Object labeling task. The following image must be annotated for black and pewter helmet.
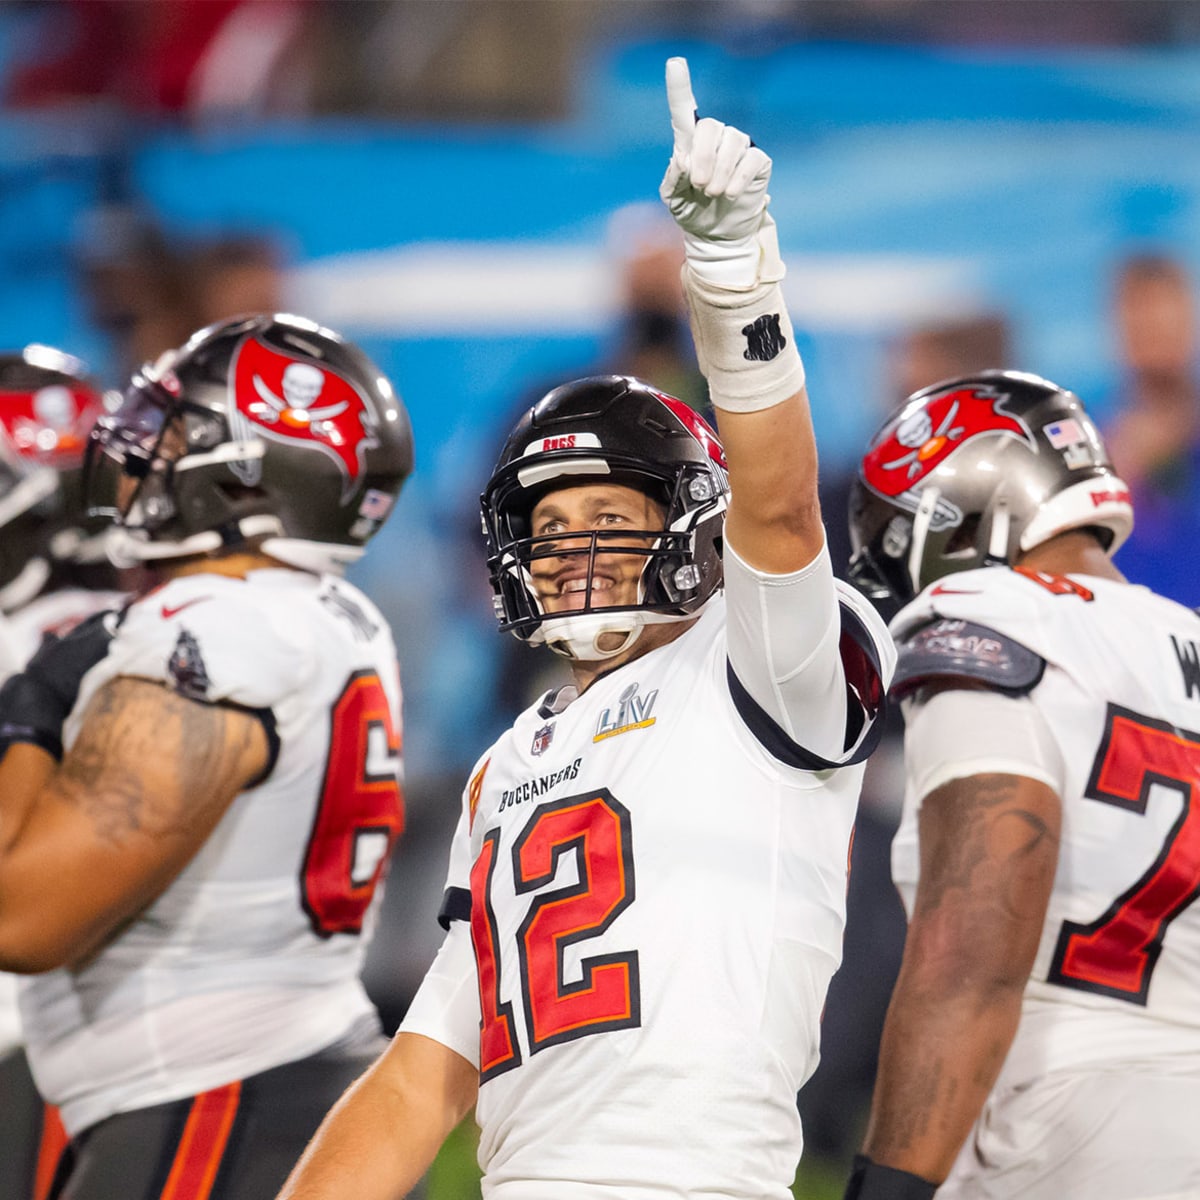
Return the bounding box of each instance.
[86,313,413,573]
[848,370,1133,605]
[481,375,728,661]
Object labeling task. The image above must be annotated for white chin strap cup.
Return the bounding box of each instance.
[534,612,646,661]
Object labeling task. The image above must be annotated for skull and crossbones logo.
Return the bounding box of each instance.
[882,400,965,480]
[249,363,349,433]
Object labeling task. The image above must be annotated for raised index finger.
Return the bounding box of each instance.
[665,56,697,153]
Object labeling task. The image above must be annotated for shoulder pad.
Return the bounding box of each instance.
[891,616,1045,698]
[116,576,311,708]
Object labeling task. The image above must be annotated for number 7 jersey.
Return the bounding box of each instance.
[890,567,1200,1087]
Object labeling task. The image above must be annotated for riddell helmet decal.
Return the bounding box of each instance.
[861,383,1035,527]
[228,338,379,495]
[0,385,102,466]
[654,392,727,469]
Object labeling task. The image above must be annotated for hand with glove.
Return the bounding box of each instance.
[660,56,781,292]
[658,56,805,413]
[0,609,119,760]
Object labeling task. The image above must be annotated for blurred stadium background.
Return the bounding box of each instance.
[5,2,1200,1195]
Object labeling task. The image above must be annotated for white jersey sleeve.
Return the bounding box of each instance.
[723,536,894,765]
[398,919,480,1067]
[902,686,1067,801]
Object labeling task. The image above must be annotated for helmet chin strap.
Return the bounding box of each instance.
[907,485,941,597]
[535,606,701,661]
[983,495,1011,566]
[537,611,646,661]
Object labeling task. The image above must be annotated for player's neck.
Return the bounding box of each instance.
[157,550,292,584]
[1015,530,1126,583]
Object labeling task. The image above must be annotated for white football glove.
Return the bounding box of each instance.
[659,56,783,291]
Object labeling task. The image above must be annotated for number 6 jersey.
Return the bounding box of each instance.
[403,546,894,1200]
[19,567,404,1136]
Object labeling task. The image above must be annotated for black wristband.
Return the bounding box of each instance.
[844,1155,938,1200]
[0,675,67,760]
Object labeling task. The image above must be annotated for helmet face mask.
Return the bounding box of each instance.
[481,375,728,661]
[0,346,115,610]
[86,314,414,572]
[848,370,1134,607]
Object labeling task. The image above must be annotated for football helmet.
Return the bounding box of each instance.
[481,375,728,661]
[0,345,114,612]
[86,313,414,572]
[848,370,1133,605]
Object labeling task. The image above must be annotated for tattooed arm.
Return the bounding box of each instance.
[0,676,268,972]
[859,769,1061,1184]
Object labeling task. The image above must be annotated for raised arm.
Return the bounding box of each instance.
[660,56,818,574]
[660,58,892,762]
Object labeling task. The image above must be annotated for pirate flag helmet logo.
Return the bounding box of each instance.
[228,336,380,498]
[86,314,413,573]
[861,381,1035,526]
[848,370,1133,605]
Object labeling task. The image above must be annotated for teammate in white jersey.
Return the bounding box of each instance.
[843,370,1200,1200]
[0,313,413,1200]
[277,57,894,1200]
[0,345,132,1200]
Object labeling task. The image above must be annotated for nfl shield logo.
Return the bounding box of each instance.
[531,723,555,756]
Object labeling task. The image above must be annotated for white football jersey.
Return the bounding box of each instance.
[892,566,1200,1089]
[0,973,17,1055]
[20,568,404,1135]
[405,587,890,1200]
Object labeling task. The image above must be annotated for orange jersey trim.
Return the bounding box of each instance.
[159,1082,242,1200]
[31,1104,68,1200]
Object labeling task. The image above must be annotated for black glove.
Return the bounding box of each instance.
[844,1155,938,1200]
[0,609,120,760]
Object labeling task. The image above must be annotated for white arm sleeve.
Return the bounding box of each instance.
[398,919,481,1068]
[903,687,1067,805]
[723,535,849,761]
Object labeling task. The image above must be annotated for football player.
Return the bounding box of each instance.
[275,57,894,1200]
[0,313,413,1199]
[0,345,131,1200]
[0,346,130,655]
[844,371,1200,1199]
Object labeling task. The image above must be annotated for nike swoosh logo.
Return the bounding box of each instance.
[929,583,980,596]
[161,598,210,619]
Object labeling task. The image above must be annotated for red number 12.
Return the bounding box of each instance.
[471,790,640,1081]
